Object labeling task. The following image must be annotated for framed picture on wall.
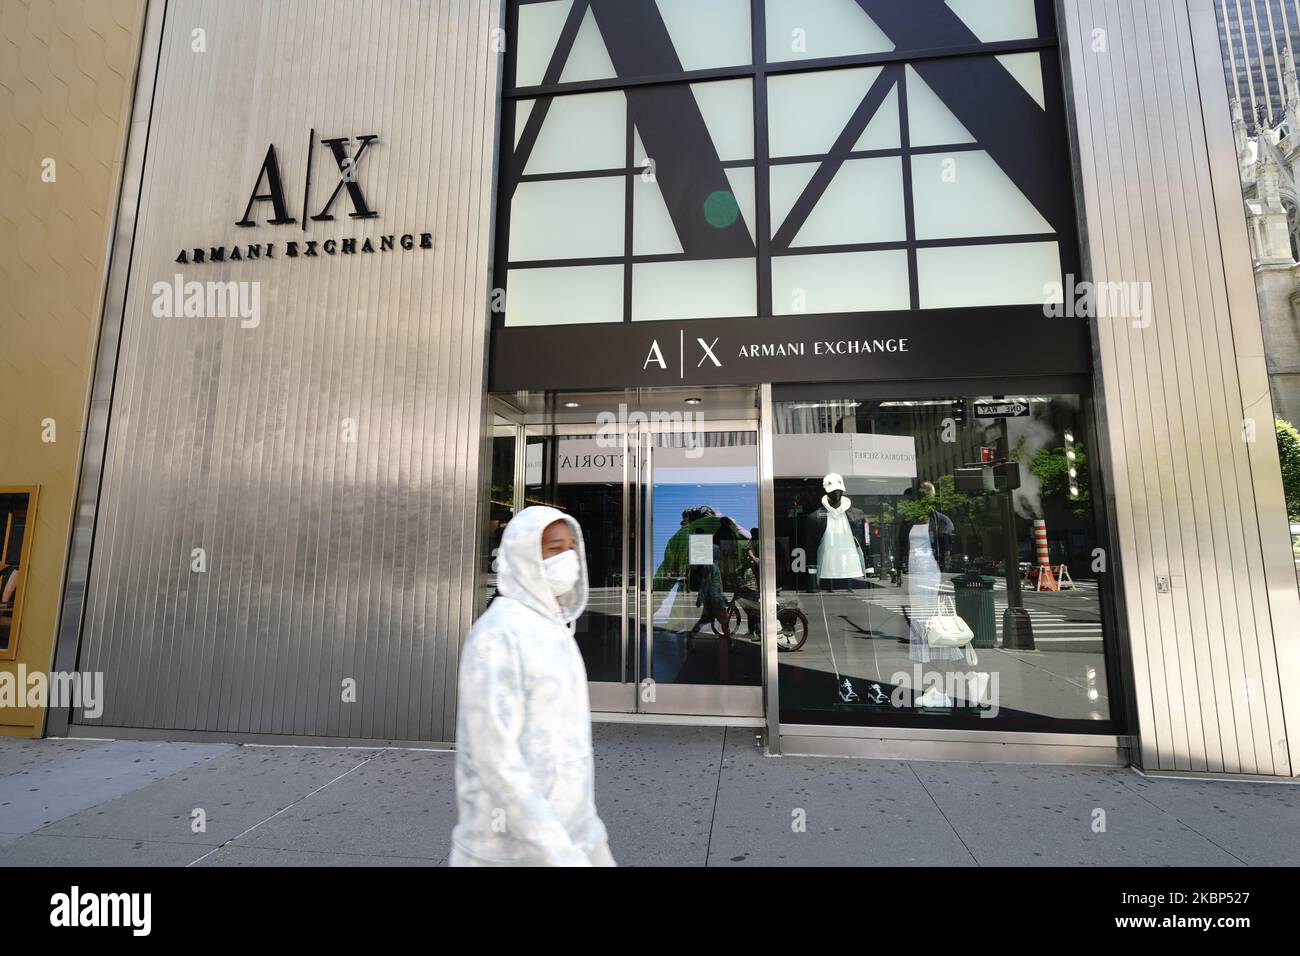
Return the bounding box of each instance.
[0,487,39,659]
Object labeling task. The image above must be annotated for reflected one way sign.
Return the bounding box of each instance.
[973,399,1029,418]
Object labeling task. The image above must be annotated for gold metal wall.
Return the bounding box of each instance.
[0,0,144,736]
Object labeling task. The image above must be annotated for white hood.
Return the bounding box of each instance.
[493,505,589,625]
[450,506,609,866]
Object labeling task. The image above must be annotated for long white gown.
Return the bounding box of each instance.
[907,522,960,663]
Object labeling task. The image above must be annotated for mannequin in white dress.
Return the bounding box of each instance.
[904,484,961,665]
[806,473,869,591]
[818,496,865,580]
[807,474,871,704]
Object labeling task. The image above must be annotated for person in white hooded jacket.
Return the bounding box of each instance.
[449,505,616,867]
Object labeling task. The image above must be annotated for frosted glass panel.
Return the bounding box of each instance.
[791,157,906,246]
[510,177,625,260]
[906,66,976,147]
[772,250,910,314]
[765,0,895,63]
[559,7,617,83]
[523,91,625,174]
[917,242,1061,309]
[854,86,900,151]
[632,259,757,320]
[769,67,885,157]
[911,151,1052,240]
[945,0,1039,43]
[634,177,684,255]
[516,0,573,87]
[691,80,754,161]
[997,52,1045,108]
[505,265,623,326]
[657,0,752,70]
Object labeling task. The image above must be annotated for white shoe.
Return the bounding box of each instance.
[916,686,953,708]
[838,678,859,703]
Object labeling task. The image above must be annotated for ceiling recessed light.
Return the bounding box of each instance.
[563,401,581,408]
[684,397,703,405]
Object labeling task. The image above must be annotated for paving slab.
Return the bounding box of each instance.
[0,738,112,776]
[0,833,206,867]
[227,747,456,861]
[38,745,383,846]
[194,845,440,867]
[0,740,234,836]
[1114,771,1300,866]
[0,730,1294,867]
[710,737,977,866]
[909,762,1243,866]
[591,723,724,867]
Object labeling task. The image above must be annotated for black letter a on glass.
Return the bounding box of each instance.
[236,144,296,227]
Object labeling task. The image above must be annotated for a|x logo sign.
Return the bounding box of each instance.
[311,134,379,222]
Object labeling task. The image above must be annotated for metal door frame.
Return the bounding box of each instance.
[637,419,764,718]
[522,417,764,718]
[522,421,636,713]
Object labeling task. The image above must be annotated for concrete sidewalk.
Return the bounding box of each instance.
[1,726,1297,866]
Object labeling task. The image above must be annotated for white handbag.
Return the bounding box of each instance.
[925,595,978,666]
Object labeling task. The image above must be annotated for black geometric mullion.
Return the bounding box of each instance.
[770,64,902,253]
[853,0,975,47]
[587,0,696,78]
[624,88,755,259]
[853,0,1072,234]
[898,70,920,311]
[1032,0,1057,37]
[752,0,772,318]
[623,103,634,323]
[496,0,1073,327]
[908,56,1069,234]
[770,143,982,166]
[509,0,590,198]
[592,0,754,259]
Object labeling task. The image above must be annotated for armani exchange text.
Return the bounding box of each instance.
[175,232,434,264]
[736,338,909,358]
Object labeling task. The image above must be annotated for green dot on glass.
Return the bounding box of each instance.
[703,189,740,229]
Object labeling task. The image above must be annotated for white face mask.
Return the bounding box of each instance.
[541,549,581,596]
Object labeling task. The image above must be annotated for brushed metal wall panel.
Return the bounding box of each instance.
[72,0,500,740]
[1063,0,1300,775]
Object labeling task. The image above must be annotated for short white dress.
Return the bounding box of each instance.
[817,501,865,580]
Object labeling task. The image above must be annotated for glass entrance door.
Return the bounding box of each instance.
[521,421,763,718]
[639,426,763,716]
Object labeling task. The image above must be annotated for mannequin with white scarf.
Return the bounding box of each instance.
[804,473,870,591]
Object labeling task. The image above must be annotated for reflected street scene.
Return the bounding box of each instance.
[773,395,1113,729]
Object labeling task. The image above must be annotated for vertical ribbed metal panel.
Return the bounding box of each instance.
[74,0,500,741]
[1063,0,1300,775]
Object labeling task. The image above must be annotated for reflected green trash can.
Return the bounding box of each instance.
[953,573,996,648]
